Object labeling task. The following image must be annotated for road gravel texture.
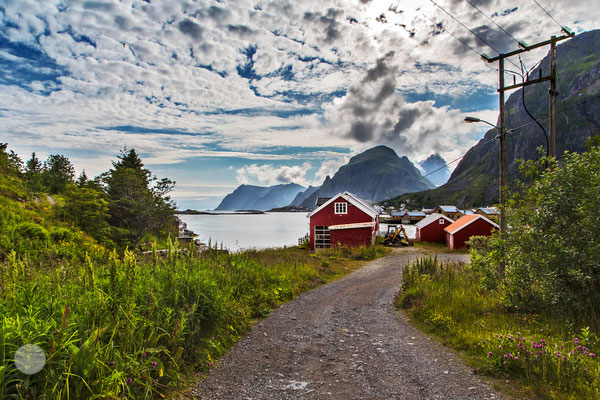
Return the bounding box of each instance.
[183,248,503,399]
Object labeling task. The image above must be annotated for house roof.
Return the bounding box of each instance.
[407,211,426,217]
[328,221,376,230]
[438,205,459,213]
[308,192,379,219]
[415,213,454,229]
[315,197,331,207]
[444,214,499,235]
[478,207,499,215]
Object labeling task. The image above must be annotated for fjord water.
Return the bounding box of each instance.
[178,212,417,251]
[177,212,310,251]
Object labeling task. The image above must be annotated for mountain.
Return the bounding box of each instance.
[387,29,600,208]
[290,185,320,206]
[418,154,451,187]
[299,145,434,209]
[214,183,306,211]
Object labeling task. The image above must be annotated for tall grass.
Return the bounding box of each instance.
[0,240,384,399]
[397,256,600,399]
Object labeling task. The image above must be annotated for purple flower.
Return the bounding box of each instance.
[563,355,567,360]
[503,361,506,365]
[152,361,157,366]
[504,354,507,359]
[143,352,147,358]
[127,378,133,384]
[499,345,502,349]
[590,353,595,357]
[514,356,519,361]
[109,361,115,366]
[210,337,215,340]
[488,351,493,357]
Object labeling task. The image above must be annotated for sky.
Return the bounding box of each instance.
[1,0,598,210]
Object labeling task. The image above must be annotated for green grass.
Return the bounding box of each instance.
[397,256,600,399]
[0,239,387,399]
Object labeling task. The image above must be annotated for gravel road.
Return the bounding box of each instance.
[182,247,503,399]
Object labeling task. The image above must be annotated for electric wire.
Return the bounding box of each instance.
[410,92,600,187]
[532,0,566,31]
[420,12,487,60]
[428,0,522,70]
[464,0,523,46]
[519,56,549,156]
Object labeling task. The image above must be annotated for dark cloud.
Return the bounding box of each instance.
[363,52,395,82]
[374,78,396,103]
[227,24,256,37]
[349,121,373,142]
[83,1,114,11]
[114,15,131,30]
[303,9,344,44]
[178,18,203,40]
[207,6,229,19]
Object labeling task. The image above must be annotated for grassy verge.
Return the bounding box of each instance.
[396,256,600,399]
[1,241,388,399]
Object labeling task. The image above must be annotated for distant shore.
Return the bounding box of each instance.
[176,205,312,215]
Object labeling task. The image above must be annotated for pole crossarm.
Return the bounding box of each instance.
[500,76,552,92]
[483,32,574,63]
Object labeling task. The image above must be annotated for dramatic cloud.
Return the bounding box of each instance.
[1,0,597,208]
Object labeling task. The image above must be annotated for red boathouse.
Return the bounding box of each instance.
[308,192,380,250]
[415,213,454,243]
[444,214,499,250]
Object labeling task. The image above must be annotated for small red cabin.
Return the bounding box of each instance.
[308,192,379,250]
[415,213,454,243]
[444,214,499,249]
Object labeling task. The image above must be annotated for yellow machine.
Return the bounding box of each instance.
[383,225,410,247]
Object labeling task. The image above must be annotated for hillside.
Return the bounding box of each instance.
[387,29,600,208]
[298,145,434,209]
[215,183,306,211]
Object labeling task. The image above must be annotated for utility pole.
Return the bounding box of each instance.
[549,36,558,157]
[483,30,573,274]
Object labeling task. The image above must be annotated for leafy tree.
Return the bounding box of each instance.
[43,154,75,194]
[0,143,23,176]
[474,141,600,320]
[103,149,176,246]
[24,152,45,193]
[63,184,111,243]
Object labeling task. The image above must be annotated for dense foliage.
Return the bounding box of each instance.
[472,141,600,321]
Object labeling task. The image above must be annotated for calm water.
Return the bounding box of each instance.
[177,212,310,251]
[178,212,417,251]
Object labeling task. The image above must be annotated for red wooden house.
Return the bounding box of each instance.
[308,192,380,250]
[443,214,499,250]
[415,213,454,243]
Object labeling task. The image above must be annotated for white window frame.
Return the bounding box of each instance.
[334,202,347,214]
[439,219,445,224]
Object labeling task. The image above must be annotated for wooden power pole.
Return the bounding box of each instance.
[483,30,574,274]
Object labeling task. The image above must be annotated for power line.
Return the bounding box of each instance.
[464,0,523,46]
[428,0,522,70]
[412,92,600,186]
[420,13,487,60]
[532,0,565,31]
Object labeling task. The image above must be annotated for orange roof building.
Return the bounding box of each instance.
[443,214,499,249]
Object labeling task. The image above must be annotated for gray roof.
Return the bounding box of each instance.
[415,213,454,229]
[438,205,459,213]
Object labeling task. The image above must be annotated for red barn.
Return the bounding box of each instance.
[444,214,499,250]
[415,213,454,243]
[308,192,379,250]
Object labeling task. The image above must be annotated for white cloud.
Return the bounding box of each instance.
[235,163,312,186]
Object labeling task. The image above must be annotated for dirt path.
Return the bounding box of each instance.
[182,248,502,399]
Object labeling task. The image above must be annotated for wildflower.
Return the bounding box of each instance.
[503,361,506,365]
[504,354,507,359]
[196,373,199,378]
[499,345,502,349]
[514,356,519,361]
[488,351,493,357]
[584,350,589,356]
[574,337,579,344]
[207,361,212,366]
[127,378,133,384]
[211,337,215,340]
[152,361,157,366]
[109,361,115,366]
[590,353,595,358]
[143,352,147,358]
[563,355,567,360]
[539,351,544,354]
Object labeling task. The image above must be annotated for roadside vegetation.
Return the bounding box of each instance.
[397,139,600,399]
[0,142,388,399]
